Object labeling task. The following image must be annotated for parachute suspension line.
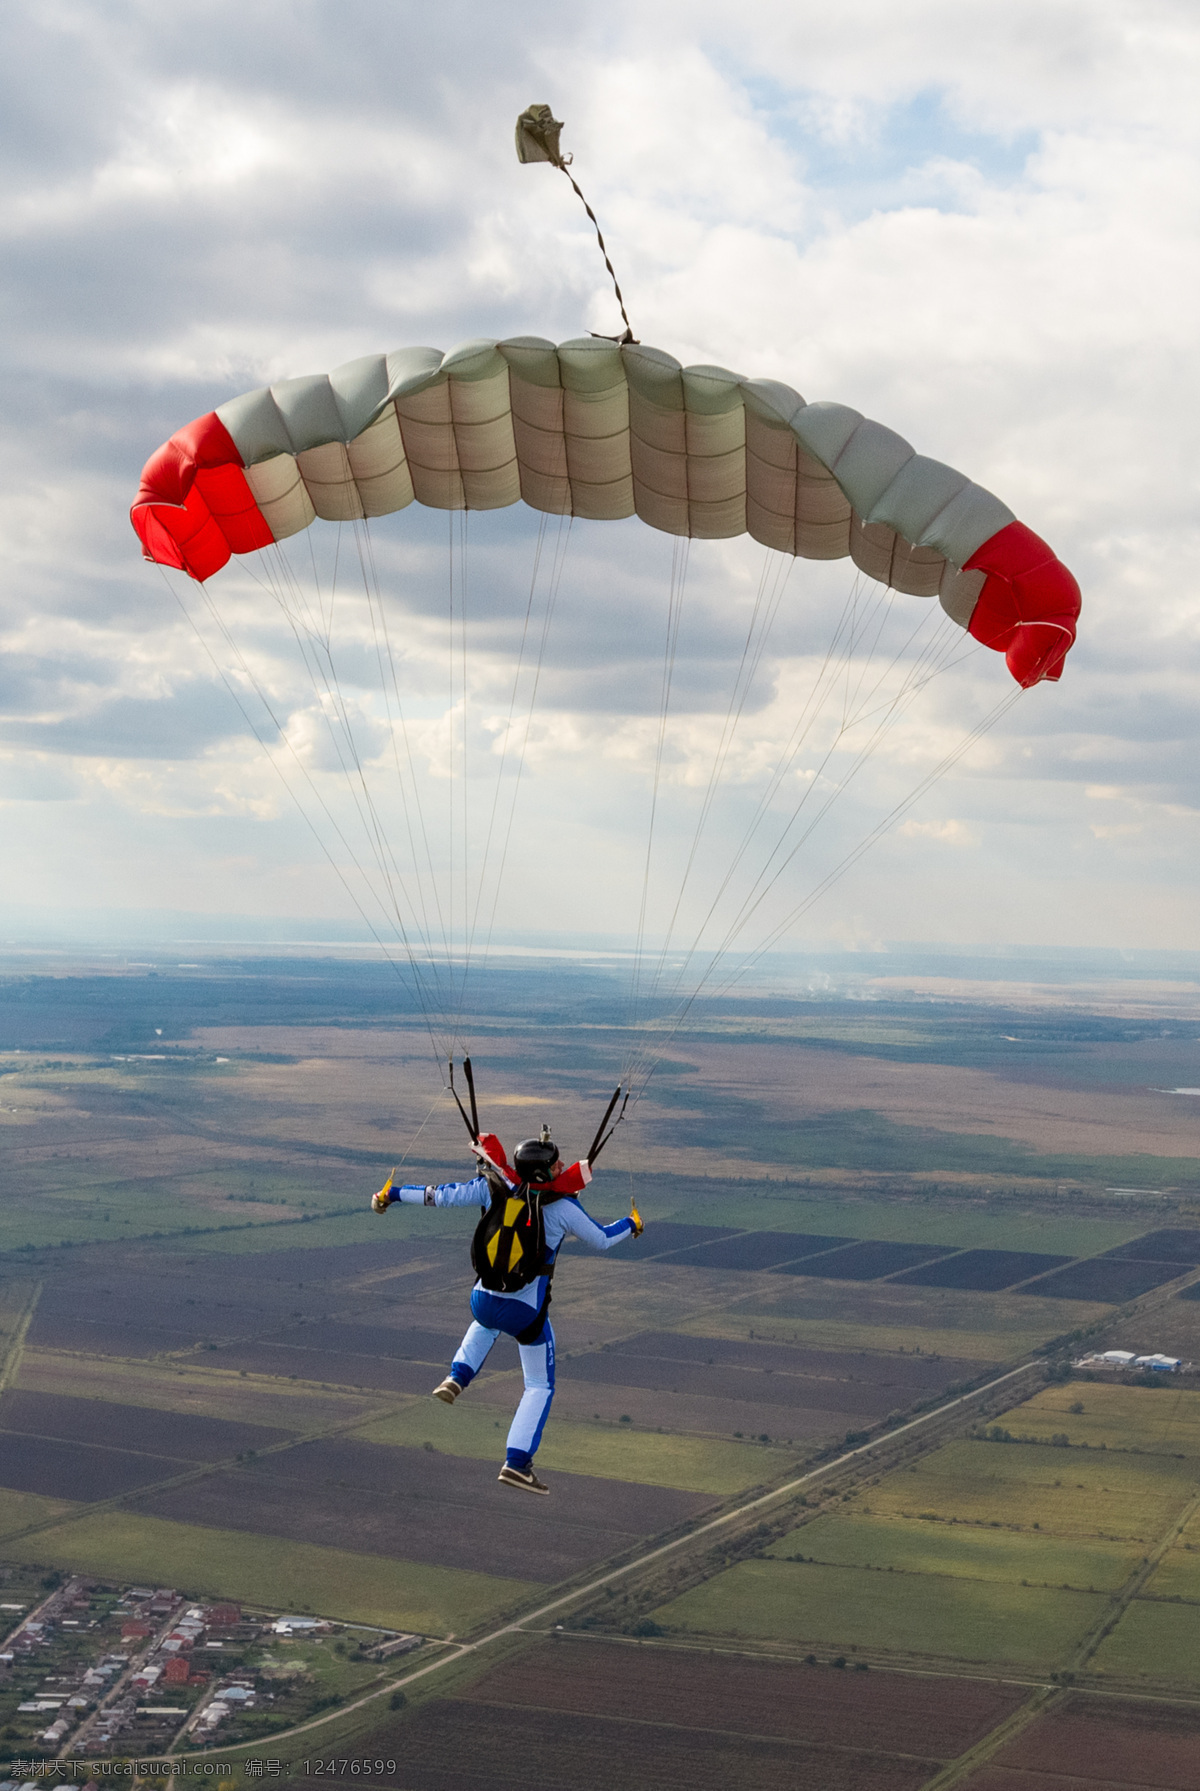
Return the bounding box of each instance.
[209,535,465,1060]
[626,651,1018,1104]
[188,558,445,1045]
[472,510,573,986]
[667,605,969,1002]
[627,677,1022,1106]
[638,546,796,1038]
[446,512,458,1045]
[446,507,475,1055]
[156,566,448,1066]
[353,518,453,979]
[620,578,997,1095]
[465,507,551,959]
[466,505,573,984]
[389,1091,449,1179]
[712,682,1024,995]
[252,538,452,1038]
[626,535,689,1062]
[250,543,406,931]
[459,509,472,1042]
[620,566,904,1087]
[258,528,462,1041]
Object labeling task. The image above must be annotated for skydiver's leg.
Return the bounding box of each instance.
[448,1320,499,1390]
[504,1320,555,1472]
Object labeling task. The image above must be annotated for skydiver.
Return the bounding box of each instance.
[372,1127,642,1495]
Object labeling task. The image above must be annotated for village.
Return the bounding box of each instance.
[0,1574,421,1770]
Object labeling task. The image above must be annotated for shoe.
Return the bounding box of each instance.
[498,1463,549,1495]
[372,1172,398,1214]
[432,1377,462,1404]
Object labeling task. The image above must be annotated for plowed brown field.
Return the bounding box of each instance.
[990,1693,1200,1790]
[465,1637,1026,1756]
[358,1698,937,1791]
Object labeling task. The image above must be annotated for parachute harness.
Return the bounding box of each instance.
[516,104,637,345]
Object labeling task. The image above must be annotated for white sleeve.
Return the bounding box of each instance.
[551,1198,635,1252]
[396,1177,488,1208]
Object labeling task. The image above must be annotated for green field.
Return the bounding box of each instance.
[865,1438,1196,1541]
[652,1187,1146,1255]
[17,1348,383,1430]
[353,1403,788,1495]
[1003,1382,1200,1457]
[0,1178,301,1254]
[1091,1596,1200,1683]
[688,1280,1112,1362]
[4,1511,530,1633]
[766,1512,1141,1590]
[1141,1543,1200,1600]
[653,1556,1105,1666]
[176,1208,406,1254]
[0,1485,79,1537]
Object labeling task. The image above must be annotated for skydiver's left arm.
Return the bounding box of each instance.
[553,1196,637,1250]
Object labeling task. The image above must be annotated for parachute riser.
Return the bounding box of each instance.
[447,1056,480,1144]
[586,1084,629,1166]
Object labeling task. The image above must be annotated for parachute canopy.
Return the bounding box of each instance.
[131,335,1080,687]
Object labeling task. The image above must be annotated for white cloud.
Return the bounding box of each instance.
[1,0,1198,953]
[897,818,975,844]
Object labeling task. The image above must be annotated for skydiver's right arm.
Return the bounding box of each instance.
[394,1177,489,1208]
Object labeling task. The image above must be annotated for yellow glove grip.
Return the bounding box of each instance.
[373,1171,397,1215]
[629,1200,644,1238]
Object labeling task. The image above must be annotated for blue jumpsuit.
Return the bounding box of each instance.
[393,1176,635,1470]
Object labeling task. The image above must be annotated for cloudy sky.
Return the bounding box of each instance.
[2,0,1198,971]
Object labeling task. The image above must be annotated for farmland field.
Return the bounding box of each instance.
[623,1219,743,1257]
[662,1229,851,1269]
[0,1430,183,1500]
[766,1511,1142,1590]
[1091,1594,1200,1685]
[4,1509,528,1631]
[999,1380,1200,1456]
[648,1188,1144,1255]
[891,1248,1071,1291]
[129,1434,716,1580]
[352,1634,1029,1791]
[0,1387,290,1459]
[16,1346,381,1429]
[1030,1257,1190,1302]
[865,1437,1196,1539]
[689,1276,1115,1361]
[1103,1228,1200,1265]
[558,1336,981,1416]
[355,1698,937,1791]
[653,1556,1105,1664]
[7,954,1200,1771]
[459,1637,1027,1757]
[776,1238,958,1279]
[602,1328,983,1398]
[352,1401,786,1493]
[975,1691,1200,1788]
[0,1483,77,1534]
[1137,1542,1200,1599]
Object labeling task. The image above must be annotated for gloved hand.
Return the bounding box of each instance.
[372,1172,398,1215]
[629,1200,644,1238]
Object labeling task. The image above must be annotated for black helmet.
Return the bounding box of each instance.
[514,1136,559,1183]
